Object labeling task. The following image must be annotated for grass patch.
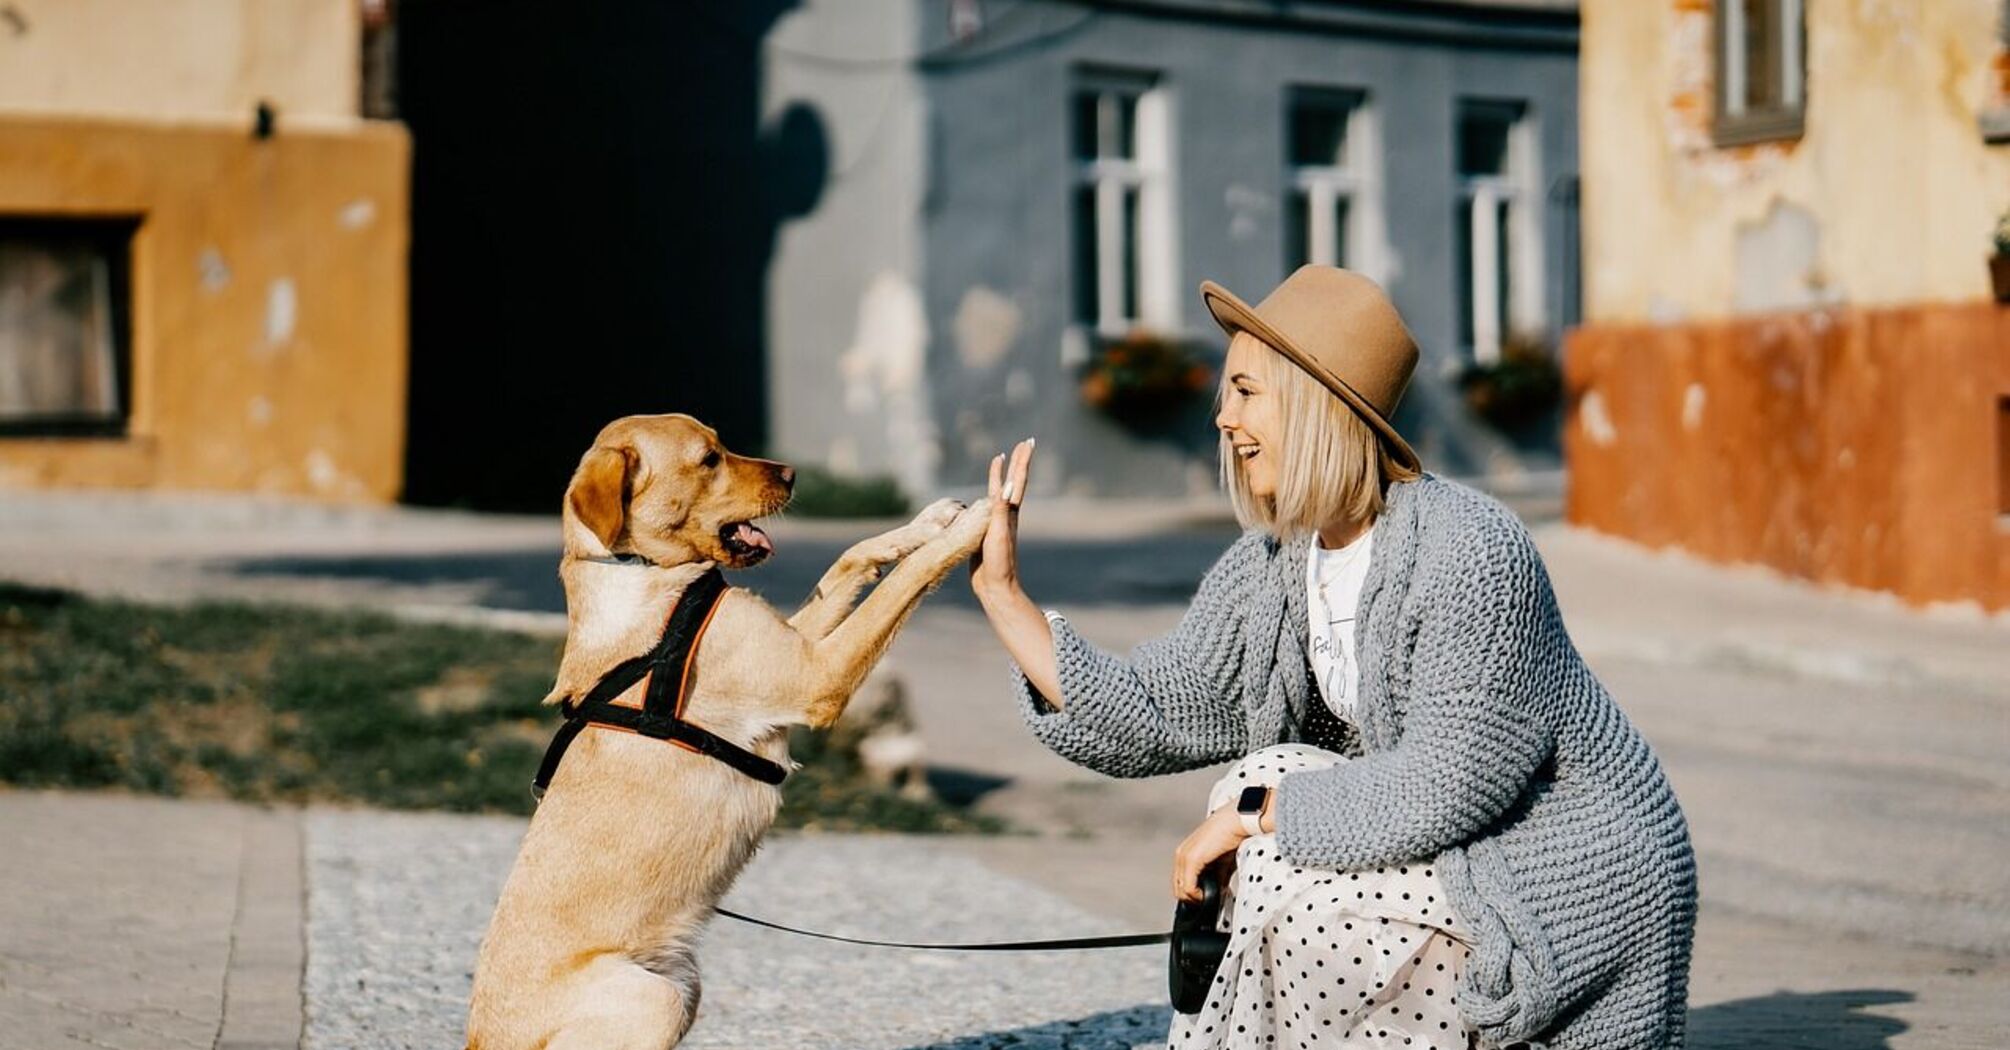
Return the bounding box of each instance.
[784,465,912,518]
[0,583,1000,832]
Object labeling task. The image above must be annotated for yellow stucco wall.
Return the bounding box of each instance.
[0,114,410,501]
[1580,0,2010,323]
[0,0,358,124]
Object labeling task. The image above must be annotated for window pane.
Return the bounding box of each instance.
[1289,103,1349,168]
[1493,197,1512,341]
[1111,92,1138,160]
[1285,188,1311,271]
[1121,185,1140,322]
[1072,184,1099,324]
[1457,101,1519,177]
[0,226,128,428]
[1455,197,1475,349]
[1071,92,1099,161]
[1741,0,1781,112]
[1334,196,1353,269]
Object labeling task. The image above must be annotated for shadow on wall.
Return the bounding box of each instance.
[891,988,1913,1050]
[398,0,827,511]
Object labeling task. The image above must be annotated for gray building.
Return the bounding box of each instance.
[763,0,1579,501]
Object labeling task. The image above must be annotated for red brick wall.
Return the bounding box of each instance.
[1563,303,2010,610]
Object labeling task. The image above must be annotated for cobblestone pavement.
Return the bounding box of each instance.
[304,810,1170,1050]
[6,486,2010,1047]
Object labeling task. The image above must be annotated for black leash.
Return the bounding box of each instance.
[527,563,1211,987]
[713,906,1169,951]
[532,566,788,799]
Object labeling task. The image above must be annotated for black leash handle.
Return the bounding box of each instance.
[714,907,1169,952]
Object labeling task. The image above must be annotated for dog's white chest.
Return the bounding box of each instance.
[575,570,662,653]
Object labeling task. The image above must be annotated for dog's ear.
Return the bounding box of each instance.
[569,445,632,551]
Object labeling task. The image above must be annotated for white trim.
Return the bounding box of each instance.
[1457,100,1543,365]
[1136,85,1180,331]
[1722,0,1749,117]
[1468,181,1503,365]
[1779,0,1803,108]
[1072,74,1174,338]
[1285,92,1387,284]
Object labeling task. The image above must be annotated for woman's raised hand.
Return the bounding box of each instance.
[969,438,1034,603]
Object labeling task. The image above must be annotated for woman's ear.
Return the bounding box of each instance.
[568,445,632,551]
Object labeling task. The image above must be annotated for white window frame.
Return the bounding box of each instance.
[1285,88,1388,284]
[1457,100,1543,366]
[1715,0,1806,145]
[1071,70,1177,339]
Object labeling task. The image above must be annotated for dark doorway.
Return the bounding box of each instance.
[398,0,811,510]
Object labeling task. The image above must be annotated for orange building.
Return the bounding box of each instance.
[1567,0,2010,610]
[0,0,409,501]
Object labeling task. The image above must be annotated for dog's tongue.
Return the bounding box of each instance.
[734,521,774,554]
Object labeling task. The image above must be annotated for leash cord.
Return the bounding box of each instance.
[714,907,1169,952]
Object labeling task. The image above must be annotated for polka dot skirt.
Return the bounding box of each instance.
[1166,744,1480,1050]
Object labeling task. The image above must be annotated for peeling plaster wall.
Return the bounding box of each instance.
[761,0,936,491]
[917,2,1579,498]
[764,2,1579,499]
[1566,304,2010,611]
[1580,0,2010,322]
[1569,0,2010,607]
[0,115,410,501]
[0,0,359,125]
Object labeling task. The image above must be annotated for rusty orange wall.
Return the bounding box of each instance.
[0,114,409,501]
[1564,304,2010,610]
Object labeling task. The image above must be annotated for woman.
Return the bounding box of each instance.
[968,267,1695,1050]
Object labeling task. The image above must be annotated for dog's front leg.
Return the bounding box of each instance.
[797,499,992,728]
[787,498,966,641]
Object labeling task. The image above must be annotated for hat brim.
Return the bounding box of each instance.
[1200,279,1421,474]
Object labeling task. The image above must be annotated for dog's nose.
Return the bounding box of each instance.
[778,464,795,489]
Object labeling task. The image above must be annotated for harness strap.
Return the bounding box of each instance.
[532,567,789,799]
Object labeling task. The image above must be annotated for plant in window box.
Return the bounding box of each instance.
[1991,209,2010,304]
[1078,329,1216,432]
[1456,332,1563,436]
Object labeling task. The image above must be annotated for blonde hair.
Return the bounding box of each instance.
[1217,331,1420,540]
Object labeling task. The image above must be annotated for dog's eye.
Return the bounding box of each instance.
[701,450,721,468]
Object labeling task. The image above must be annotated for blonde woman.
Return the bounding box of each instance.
[969,267,1696,1050]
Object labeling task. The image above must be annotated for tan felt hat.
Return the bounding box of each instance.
[1201,265,1421,473]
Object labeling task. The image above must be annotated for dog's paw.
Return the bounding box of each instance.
[944,497,994,549]
[910,497,966,533]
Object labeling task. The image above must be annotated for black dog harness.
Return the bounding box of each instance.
[532,566,788,799]
[524,563,1217,1010]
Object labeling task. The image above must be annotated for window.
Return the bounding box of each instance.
[1714,0,1806,145]
[1285,87,1384,282]
[1983,1,2010,143]
[1455,100,1540,366]
[1071,69,1175,336]
[0,217,136,437]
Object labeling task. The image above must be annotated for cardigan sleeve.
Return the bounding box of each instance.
[1004,531,1263,778]
[1271,513,1557,869]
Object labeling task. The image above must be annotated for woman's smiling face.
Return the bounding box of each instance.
[1216,333,1284,499]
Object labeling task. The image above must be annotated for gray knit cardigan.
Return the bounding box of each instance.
[1010,474,1696,1050]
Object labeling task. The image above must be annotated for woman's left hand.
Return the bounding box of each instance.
[1173,805,1259,902]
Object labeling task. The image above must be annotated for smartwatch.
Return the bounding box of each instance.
[1235,785,1270,837]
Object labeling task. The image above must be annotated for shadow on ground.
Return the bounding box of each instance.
[901,1004,1172,1050]
[219,532,1244,614]
[1688,988,1910,1049]
[889,988,1913,1050]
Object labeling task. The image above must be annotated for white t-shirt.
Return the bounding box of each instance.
[1306,526,1374,720]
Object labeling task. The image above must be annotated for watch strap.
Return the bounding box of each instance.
[1236,785,1270,836]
